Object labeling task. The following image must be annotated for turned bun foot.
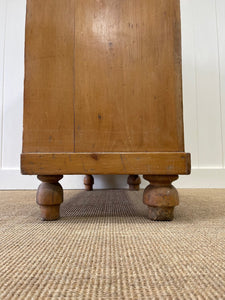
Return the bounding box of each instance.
[37,175,63,221]
[127,175,141,190]
[84,175,94,191]
[147,207,175,221]
[39,205,61,221]
[143,175,179,221]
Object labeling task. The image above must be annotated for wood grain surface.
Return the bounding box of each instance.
[23,0,184,154]
[21,152,191,175]
[74,0,183,152]
[23,0,75,152]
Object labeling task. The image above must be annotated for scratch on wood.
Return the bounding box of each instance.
[120,154,127,171]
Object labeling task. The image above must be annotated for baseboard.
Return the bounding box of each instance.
[0,168,225,189]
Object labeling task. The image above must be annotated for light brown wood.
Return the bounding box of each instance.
[23,0,75,152]
[75,0,184,152]
[23,0,184,154]
[127,175,141,191]
[36,175,63,221]
[21,152,191,175]
[143,175,179,221]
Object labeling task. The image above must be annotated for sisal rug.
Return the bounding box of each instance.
[0,189,224,299]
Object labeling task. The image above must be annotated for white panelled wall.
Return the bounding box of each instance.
[0,0,225,189]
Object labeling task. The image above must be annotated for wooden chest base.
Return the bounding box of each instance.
[21,152,190,221]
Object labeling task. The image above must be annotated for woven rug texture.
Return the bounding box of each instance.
[0,189,224,300]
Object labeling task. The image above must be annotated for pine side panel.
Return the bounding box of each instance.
[74,0,184,153]
[23,0,75,153]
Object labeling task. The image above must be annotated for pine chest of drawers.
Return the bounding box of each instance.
[21,0,191,221]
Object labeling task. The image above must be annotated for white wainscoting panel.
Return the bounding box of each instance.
[0,0,7,169]
[216,0,225,168]
[0,0,225,189]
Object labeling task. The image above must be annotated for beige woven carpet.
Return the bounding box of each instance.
[0,189,225,300]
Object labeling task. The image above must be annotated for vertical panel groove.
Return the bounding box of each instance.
[0,0,7,169]
[193,0,222,167]
[2,0,26,168]
[192,5,200,168]
[215,0,224,168]
[180,0,199,168]
[193,50,200,168]
[215,0,225,168]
